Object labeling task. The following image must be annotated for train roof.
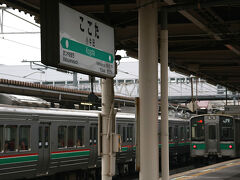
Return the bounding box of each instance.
[190,114,234,120]
[0,104,189,122]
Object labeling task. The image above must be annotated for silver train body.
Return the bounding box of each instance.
[0,104,190,179]
[190,114,240,159]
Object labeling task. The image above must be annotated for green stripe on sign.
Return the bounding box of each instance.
[61,37,114,63]
[0,155,38,165]
[51,150,90,159]
[220,143,234,150]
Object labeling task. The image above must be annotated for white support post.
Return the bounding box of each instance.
[101,78,115,180]
[138,0,159,180]
[160,8,169,180]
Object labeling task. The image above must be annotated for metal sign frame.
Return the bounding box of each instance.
[40,0,115,78]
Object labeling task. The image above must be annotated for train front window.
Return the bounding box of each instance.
[19,126,30,151]
[191,117,205,141]
[208,125,216,140]
[5,126,17,151]
[220,116,234,141]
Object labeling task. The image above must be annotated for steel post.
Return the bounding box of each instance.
[160,8,169,180]
[138,0,159,179]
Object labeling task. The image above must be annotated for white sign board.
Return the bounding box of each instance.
[59,3,115,77]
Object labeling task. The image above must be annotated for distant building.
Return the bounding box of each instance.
[0,61,230,97]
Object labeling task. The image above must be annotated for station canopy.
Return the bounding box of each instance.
[1,0,240,92]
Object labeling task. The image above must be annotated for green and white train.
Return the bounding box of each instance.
[190,114,240,159]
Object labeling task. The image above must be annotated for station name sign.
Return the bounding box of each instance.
[41,1,115,78]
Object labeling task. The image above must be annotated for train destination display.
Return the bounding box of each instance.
[41,1,115,78]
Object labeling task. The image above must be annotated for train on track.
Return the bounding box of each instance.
[0,101,190,180]
[190,114,240,160]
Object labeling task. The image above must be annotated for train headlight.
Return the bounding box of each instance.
[229,145,233,149]
[193,145,197,149]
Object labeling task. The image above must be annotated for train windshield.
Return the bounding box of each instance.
[220,116,234,141]
[191,116,205,141]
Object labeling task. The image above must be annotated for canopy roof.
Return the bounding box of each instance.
[1,0,240,91]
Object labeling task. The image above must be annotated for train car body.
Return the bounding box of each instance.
[0,103,190,180]
[190,114,240,159]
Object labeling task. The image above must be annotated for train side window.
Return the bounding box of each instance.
[93,127,97,144]
[117,125,121,134]
[0,126,3,152]
[127,126,133,142]
[169,127,173,141]
[123,127,126,142]
[180,127,184,140]
[45,127,49,148]
[68,126,76,147]
[90,127,93,145]
[174,126,178,139]
[39,127,42,148]
[58,126,67,148]
[77,126,84,147]
[129,126,133,142]
[186,127,190,139]
[19,126,30,151]
[209,125,216,140]
[5,125,17,152]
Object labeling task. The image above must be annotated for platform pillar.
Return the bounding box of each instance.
[138,0,159,180]
[160,8,169,180]
[101,78,114,180]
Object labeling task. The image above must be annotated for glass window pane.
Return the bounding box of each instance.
[93,127,97,144]
[39,127,43,148]
[77,126,84,147]
[117,125,121,134]
[5,125,17,151]
[174,126,178,138]
[169,127,173,140]
[45,127,49,147]
[180,127,184,139]
[186,127,190,139]
[191,117,205,141]
[19,126,30,151]
[220,116,234,141]
[209,125,216,140]
[68,126,76,147]
[58,126,66,148]
[129,126,133,142]
[123,127,126,142]
[0,126,3,151]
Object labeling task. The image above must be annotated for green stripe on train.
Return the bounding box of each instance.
[121,147,128,152]
[0,155,38,165]
[51,151,90,159]
[191,143,206,150]
[220,143,234,150]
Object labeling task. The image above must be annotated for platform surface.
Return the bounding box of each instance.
[170,158,240,180]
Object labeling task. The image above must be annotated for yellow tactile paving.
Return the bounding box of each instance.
[170,159,240,180]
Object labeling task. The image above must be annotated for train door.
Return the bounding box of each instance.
[38,123,50,175]
[89,124,98,167]
[205,118,219,154]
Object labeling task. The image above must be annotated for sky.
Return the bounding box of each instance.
[0,6,137,66]
[0,6,41,65]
